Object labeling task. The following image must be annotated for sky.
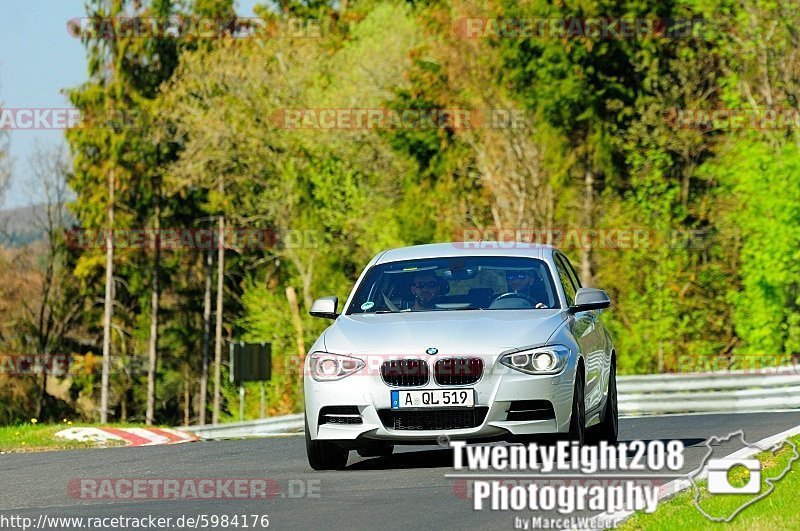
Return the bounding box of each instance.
[0,0,261,210]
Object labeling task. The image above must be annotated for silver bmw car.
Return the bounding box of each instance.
[303,243,617,470]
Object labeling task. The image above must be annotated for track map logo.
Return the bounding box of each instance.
[689,431,799,522]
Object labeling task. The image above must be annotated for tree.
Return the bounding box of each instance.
[67,0,127,421]
[68,0,183,422]
[24,145,81,418]
[698,0,800,356]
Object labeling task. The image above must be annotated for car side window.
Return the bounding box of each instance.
[554,254,577,307]
[561,254,582,289]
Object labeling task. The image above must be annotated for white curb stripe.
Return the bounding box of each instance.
[56,427,200,447]
[55,427,125,444]
[124,427,171,446]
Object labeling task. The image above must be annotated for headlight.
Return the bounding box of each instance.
[309,352,365,381]
[499,346,570,375]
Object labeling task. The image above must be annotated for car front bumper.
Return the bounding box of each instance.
[304,353,578,443]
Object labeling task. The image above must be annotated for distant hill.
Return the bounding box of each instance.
[0,204,73,247]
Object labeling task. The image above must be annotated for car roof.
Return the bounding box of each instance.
[375,242,556,265]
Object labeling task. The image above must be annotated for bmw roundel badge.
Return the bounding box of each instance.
[426,347,438,355]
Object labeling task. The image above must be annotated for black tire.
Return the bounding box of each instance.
[592,359,619,444]
[568,368,586,445]
[305,414,349,470]
[356,443,394,458]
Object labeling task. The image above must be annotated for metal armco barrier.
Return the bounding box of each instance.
[618,365,800,415]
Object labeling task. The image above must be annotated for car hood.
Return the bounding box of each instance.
[322,310,565,355]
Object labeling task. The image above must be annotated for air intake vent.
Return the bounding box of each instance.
[378,407,489,431]
[381,359,429,387]
[434,358,484,386]
[505,400,555,421]
[319,406,362,425]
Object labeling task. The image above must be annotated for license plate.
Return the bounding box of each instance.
[391,389,474,409]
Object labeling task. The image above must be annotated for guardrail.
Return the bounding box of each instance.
[181,367,800,438]
[618,365,800,415]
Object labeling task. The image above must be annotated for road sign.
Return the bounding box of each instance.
[229,342,271,385]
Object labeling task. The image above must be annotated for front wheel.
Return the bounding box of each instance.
[567,369,586,445]
[305,414,349,470]
[591,359,618,444]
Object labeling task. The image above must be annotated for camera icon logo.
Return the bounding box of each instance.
[689,430,798,522]
[707,458,761,494]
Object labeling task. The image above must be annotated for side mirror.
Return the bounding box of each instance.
[309,296,339,320]
[570,288,611,313]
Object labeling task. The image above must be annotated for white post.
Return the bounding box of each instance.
[239,385,245,422]
[260,382,266,419]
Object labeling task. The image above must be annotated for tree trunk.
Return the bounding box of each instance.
[35,282,54,420]
[35,229,57,419]
[580,169,594,286]
[35,354,48,420]
[212,213,225,424]
[32,146,71,420]
[286,286,306,357]
[35,239,55,419]
[145,180,161,426]
[199,248,212,425]
[100,169,114,423]
[184,377,190,427]
[286,286,306,389]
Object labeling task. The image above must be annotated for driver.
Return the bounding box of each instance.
[505,270,548,308]
[409,270,441,311]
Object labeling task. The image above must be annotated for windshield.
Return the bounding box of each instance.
[346,256,560,314]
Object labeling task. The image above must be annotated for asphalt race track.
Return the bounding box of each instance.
[3,412,800,530]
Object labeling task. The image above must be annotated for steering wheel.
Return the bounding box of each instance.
[490,292,538,308]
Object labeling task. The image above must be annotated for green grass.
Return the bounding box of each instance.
[0,422,142,453]
[622,434,800,530]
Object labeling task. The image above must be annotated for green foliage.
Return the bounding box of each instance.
[9,0,798,426]
[706,140,800,354]
[238,283,306,415]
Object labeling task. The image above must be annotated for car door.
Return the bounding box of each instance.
[554,253,604,414]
